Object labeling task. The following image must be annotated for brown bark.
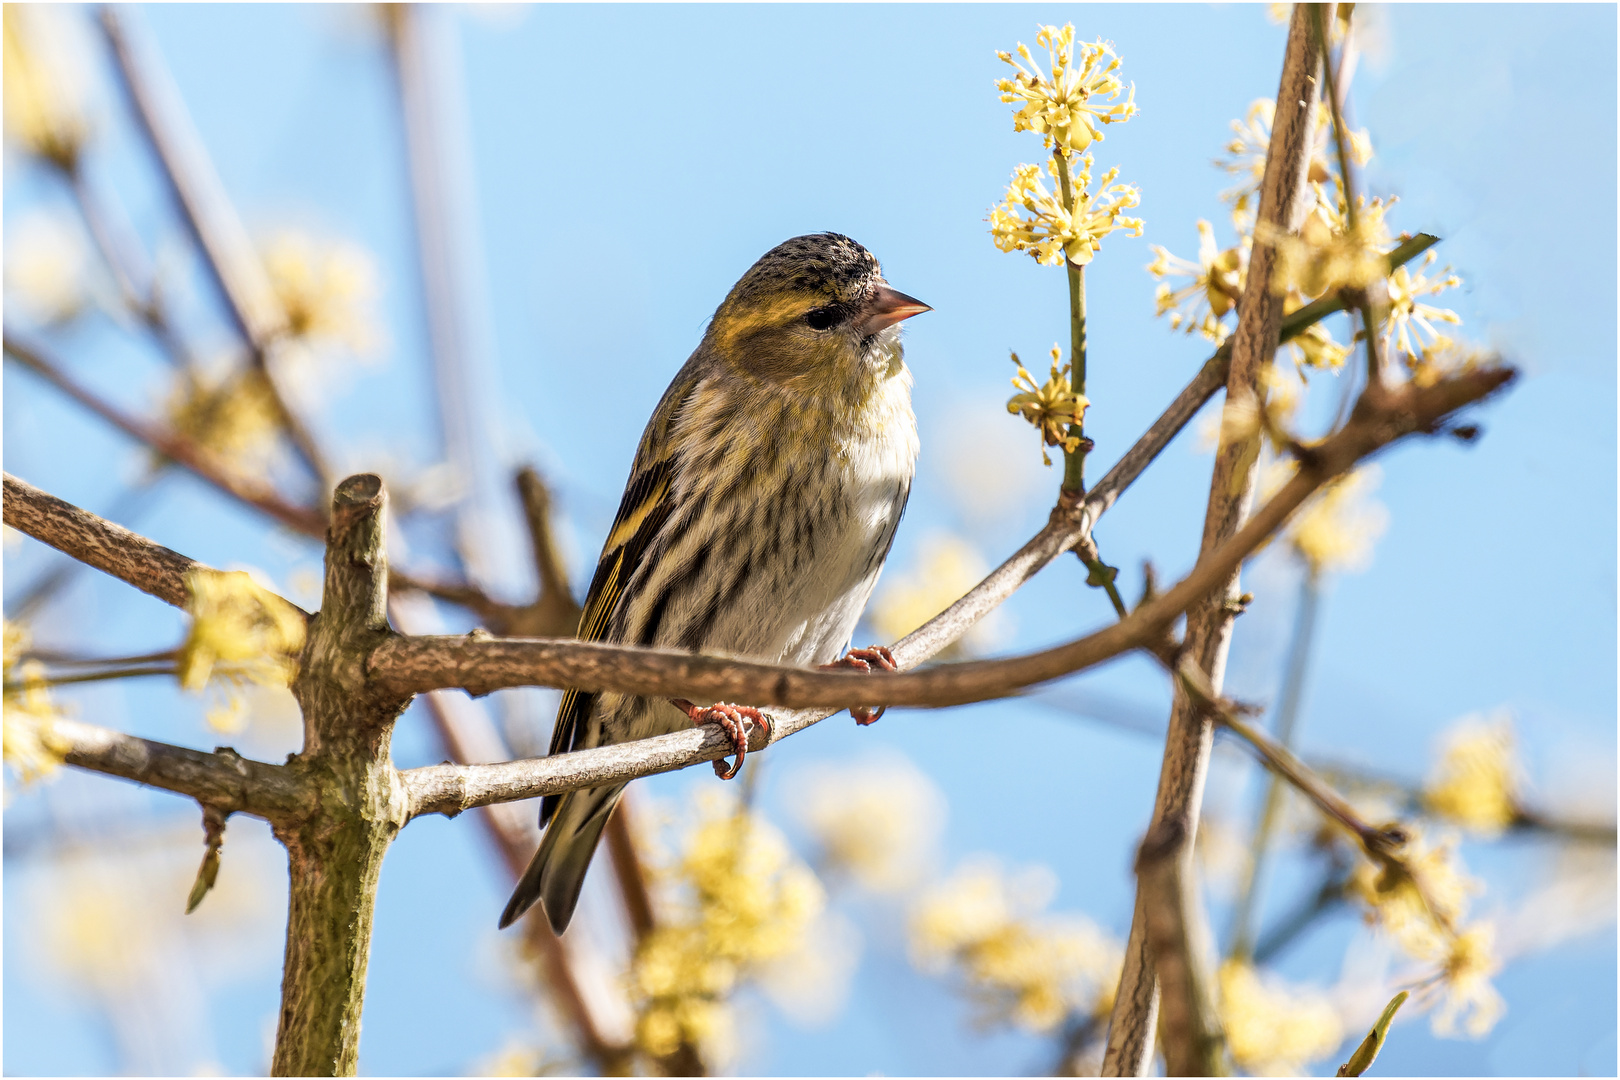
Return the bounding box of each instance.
[1104,9,1325,1074]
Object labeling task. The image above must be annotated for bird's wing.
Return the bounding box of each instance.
[540,363,703,826]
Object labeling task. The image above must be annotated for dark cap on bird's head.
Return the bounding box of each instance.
[728,232,883,307]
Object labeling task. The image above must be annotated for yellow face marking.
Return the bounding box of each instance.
[712,293,819,356]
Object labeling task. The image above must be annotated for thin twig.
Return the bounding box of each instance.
[99,4,331,486]
[4,336,328,537]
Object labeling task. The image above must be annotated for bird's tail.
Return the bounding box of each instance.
[500,783,626,933]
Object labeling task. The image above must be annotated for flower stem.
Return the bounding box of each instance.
[6,664,178,691]
[1052,149,1090,494]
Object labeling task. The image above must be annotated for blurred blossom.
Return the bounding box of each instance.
[1147,220,1247,344]
[1423,714,1519,835]
[474,1040,563,1076]
[632,789,825,1061]
[868,533,1004,658]
[1283,298,1352,373]
[4,208,91,324]
[1217,99,1371,234]
[989,155,1143,268]
[177,569,307,732]
[1006,346,1088,467]
[1349,827,1505,1037]
[1351,828,1477,954]
[1195,814,1252,902]
[3,619,69,786]
[260,228,382,358]
[1265,188,1394,302]
[996,25,1137,155]
[28,831,278,1073]
[165,365,284,480]
[1217,960,1343,1076]
[3,5,92,170]
[931,402,1047,526]
[1284,464,1388,576]
[755,909,864,1028]
[787,750,946,893]
[909,857,1121,1032]
[1382,250,1462,367]
[1405,338,1496,392]
[1428,923,1505,1038]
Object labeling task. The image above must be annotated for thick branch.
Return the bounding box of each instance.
[1135,821,1227,1077]
[1106,11,1323,1073]
[375,364,1510,718]
[4,472,201,611]
[396,361,1511,816]
[53,716,312,821]
[274,476,413,1077]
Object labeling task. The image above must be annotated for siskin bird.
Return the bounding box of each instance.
[501,233,930,933]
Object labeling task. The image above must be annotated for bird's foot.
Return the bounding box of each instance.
[820,645,898,725]
[675,699,771,780]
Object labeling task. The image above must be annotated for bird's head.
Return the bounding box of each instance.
[706,233,930,392]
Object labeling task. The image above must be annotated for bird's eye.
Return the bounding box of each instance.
[804,306,841,331]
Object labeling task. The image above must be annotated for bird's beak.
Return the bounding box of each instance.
[857,285,931,335]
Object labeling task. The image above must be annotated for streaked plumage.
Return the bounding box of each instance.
[502,233,927,933]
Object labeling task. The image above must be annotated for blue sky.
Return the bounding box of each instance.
[4,4,1615,1076]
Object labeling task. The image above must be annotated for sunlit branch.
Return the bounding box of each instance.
[51,715,312,821]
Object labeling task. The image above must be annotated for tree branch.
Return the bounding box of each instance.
[273,475,414,1077]
[99,5,330,486]
[1106,11,1324,1073]
[52,716,312,821]
[374,362,1511,722]
[4,471,205,611]
[395,359,1510,816]
[4,335,329,536]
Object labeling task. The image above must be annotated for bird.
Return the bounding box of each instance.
[500,232,930,934]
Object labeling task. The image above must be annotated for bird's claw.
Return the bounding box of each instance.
[821,645,897,726]
[676,699,771,780]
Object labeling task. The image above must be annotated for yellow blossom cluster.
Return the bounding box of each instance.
[1383,250,1463,367]
[1429,923,1506,1038]
[996,25,1137,155]
[261,230,380,354]
[790,751,946,893]
[1006,345,1088,465]
[177,569,307,731]
[3,620,69,785]
[868,534,1002,660]
[909,857,1121,1032]
[1216,99,1371,234]
[631,790,825,1061]
[166,367,284,479]
[990,156,1143,268]
[1350,828,1504,1038]
[4,209,90,325]
[1284,464,1389,575]
[3,6,89,171]
[1267,188,1394,302]
[1423,715,1519,835]
[1147,220,1248,344]
[1217,960,1344,1076]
